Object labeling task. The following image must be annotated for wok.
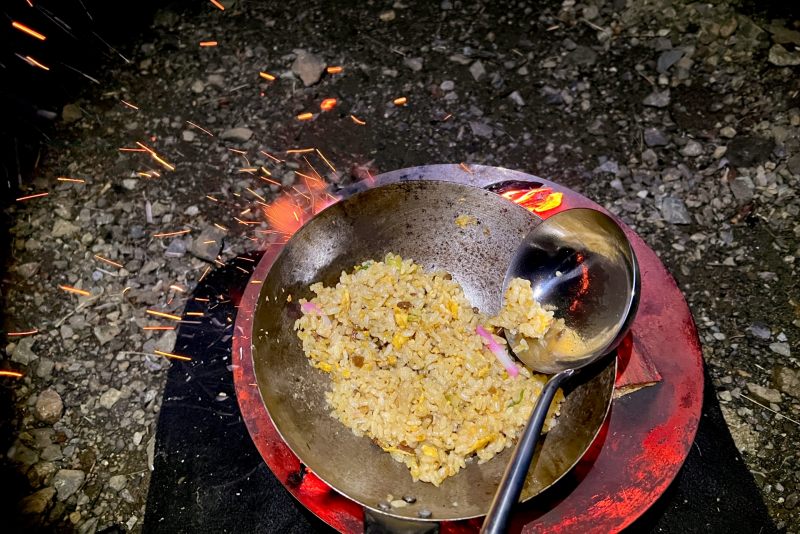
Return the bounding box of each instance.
[250,179,615,523]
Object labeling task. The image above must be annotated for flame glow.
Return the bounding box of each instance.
[501,188,563,213]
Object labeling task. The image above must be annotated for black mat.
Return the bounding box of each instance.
[143,256,779,533]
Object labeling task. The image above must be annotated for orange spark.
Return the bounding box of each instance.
[121,100,139,110]
[146,310,182,321]
[169,285,186,292]
[320,98,337,112]
[263,195,305,236]
[16,192,48,201]
[286,148,315,154]
[199,266,211,283]
[260,150,283,163]
[154,350,192,361]
[326,66,343,74]
[200,41,218,47]
[7,329,38,337]
[24,55,49,70]
[136,141,175,171]
[194,297,210,302]
[442,113,453,121]
[214,223,228,231]
[259,175,280,186]
[0,371,24,378]
[246,188,266,201]
[250,280,263,284]
[350,114,366,125]
[501,188,564,214]
[206,195,219,202]
[59,285,91,297]
[186,121,214,136]
[393,97,407,106]
[12,21,46,40]
[259,71,276,81]
[94,255,123,268]
[57,177,85,183]
[260,166,272,176]
[153,229,190,238]
[119,147,147,152]
[459,163,474,174]
[238,167,258,173]
[209,0,225,10]
[143,326,175,331]
[315,149,337,173]
[297,112,314,121]
[185,312,204,317]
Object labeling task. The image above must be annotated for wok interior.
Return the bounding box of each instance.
[251,180,615,521]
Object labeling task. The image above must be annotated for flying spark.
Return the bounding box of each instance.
[59,285,91,296]
[0,371,24,378]
[7,329,38,337]
[350,114,366,125]
[259,71,276,81]
[315,149,337,173]
[154,350,192,361]
[459,163,474,174]
[209,0,225,10]
[152,229,190,238]
[143,326,175,331]
[297,112,313,121]
[57,177,85,183]
[200,41,218,47]
[393,97,407,106]
[320,98,337,111]
[146,310,182,321]
[260,150,283,163]
[121,100,139,110]
[12,21,46,40]
[24,55,50,70]
[16,192,49,201]
[286,148,315,154]
[94,254,123,268]
[186,121,214,136]
[326,66,343,74]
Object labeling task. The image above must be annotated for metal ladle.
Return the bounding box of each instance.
[481,208,640,534]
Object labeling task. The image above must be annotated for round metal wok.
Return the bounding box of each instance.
[250,179,615,522]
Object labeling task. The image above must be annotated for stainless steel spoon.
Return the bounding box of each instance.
[481,208,640,534]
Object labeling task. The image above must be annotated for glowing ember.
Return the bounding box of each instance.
[143,326,175,331]
[12,21,46,41]
[326,66,343,74]
[24,55,49,70]
[320,98,337,111]
[459,163,474,174]
[154,350,192,361]
[350,114,366,125]
[152,229,190,238]
[393,96,408,106]
[199,41,218,47]
[262,194,306,236]
[316,149,336,173]
[146,310,182,321]
[120,100,139,110]
[16,192,48,201]
[186,121,214,136]
[501,188,564,213]
[0,371,24,378]
[59,285,91,297]
[209,0,225,10]
[297,112,314,121]
[94,255,123,268]
[57,177,85,183]
[7,329,38,337]
[286,148,315,154]
[259,71,276,81]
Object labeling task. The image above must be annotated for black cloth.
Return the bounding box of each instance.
[143,256,778,534]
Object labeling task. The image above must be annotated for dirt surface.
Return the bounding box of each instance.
[1,0,799,532]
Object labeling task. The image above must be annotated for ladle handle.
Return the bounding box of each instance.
[480,368,575,534]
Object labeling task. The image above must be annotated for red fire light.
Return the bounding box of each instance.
[501,187,563,213]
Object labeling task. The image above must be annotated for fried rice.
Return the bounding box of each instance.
[294,253,564,486]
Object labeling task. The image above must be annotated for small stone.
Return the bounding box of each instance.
[718,390,732,402]
[165,238,187,258]
[748,323,771,339]
[643,89,670,108]
[508,91,525,106]
[94,324,121,346]
[16,262,40,278]
[70,511,81,524]
[11,337,38,365]
[726,136,774,167]
[644,128,669,147]
[660,197,692,224]
[191,226,225,261]
[51,219,80,238]
[379,9,396,21]
[565,46,597,67]
[206,73,224,87]
[7,441,38,466]
[99,388,123,409]
[440,80,455,91]
[36,358,54,379]
[291,50,326,86]
[402,495,417,503]
[768,44,800,66]
[788,154,800,175]
[746,383,782,404]
[680,140,703,157]
[720,126,737,138]
[220,127,253,142]
[35,389,64,424]
[469,121,493,138]
[122,178,138,190]
[403,57,423,72]
[657,49,684,73]
[190,80,205,93]
[62,104,82,123]
[418,509,433,519]
[28,462,57,488]
[719,17,738,38]
[18,487,55,514]
[785,492,799,510]
[378,501,391,511]
[182,130,196,142]
[108,474,127,492]
[773,367,800,398]
[440,0,452,9]
[729,176,755,202]
[281,170,296,187]
[469,60,486,81]
[769,342,791,357]
[40,444,63,462]
[155,329,177,353]
[53,469,85,501]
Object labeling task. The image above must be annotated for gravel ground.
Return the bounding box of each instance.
[1,0,799,532]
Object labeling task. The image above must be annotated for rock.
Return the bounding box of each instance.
[469,60,486,81]
[206,73,224,87]
[565,46,597,67]
[768,44,800,66]
[643,89,670,108]
[786,492,800,510]
[11,337,38,365]
[62,104,82,123]
[748,323,771,339]
[35,389,63,424]
[773,367,800,398]
[680,140,703,157]
[729,176,755,202]
[720,126,737,138]
[191,226,225,261]
[768,24,800,45]
[18,487,56,514]
[36,357,53,379]
[53,469,85,501]
[155,329,177,353]
[769,342,791,357]
[657,49,684,73]
[719,17,738,38]
[508,91,525,106]
[28,461,57,488]
[40,444,63,462]
[660,197,692,224]
[165,238,187,258]
[7,441,39,466]
[220,127,253,142]
[644,128,669,147]
[99,388,123,409]
[469,121,493,138]
[403,57,423,72]
[788,153,800,175]
[727,136,774,167]
[595,160,620,175]
[182,130,196,142]
[440,80,455,91]
[94,324,121,346]
[190,80,205,93]
[122,178,138,190]
[16,262,40,278]
[718,390,732,402]
[746,383,782,404]
[51,219,80,238]
[379,9,396,21]
[108,474,127,492]
[291,50,326,86]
